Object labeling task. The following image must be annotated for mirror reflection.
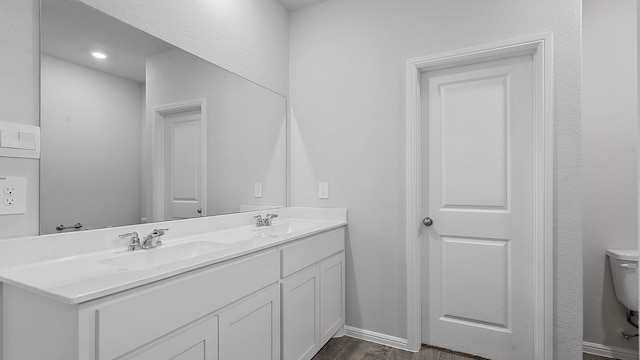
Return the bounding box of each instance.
[40,0,287,234]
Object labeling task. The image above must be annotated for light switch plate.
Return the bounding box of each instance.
[0,176,26,215]
[0,130,20,149]
[19,132,37,150]
[318,182,329,199]
[254,182,263,198]
[0,121,40,159]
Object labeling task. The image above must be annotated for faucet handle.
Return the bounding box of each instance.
[265,214,278,225]
[119,232,141,251]
[142,228,169,249]
[152,228,169,236]
[119,231,139,238]
[155,228,168,246]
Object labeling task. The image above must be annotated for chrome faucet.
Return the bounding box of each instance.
[119,232,141,251]
[254,214,278,227]
[142,228,169,249]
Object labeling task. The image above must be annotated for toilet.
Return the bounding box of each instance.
[607,249,639,312]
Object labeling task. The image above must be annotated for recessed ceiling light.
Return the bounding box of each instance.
[91,52,107,59]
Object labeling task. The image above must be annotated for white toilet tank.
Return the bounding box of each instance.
[607,249,639,312]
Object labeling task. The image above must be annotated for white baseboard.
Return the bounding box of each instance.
[343,326,410,351]
[583,341,639,360]
[342,331,640,359]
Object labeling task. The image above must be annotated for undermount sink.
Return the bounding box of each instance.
[99,241,233,271]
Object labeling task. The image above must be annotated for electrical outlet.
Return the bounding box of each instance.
[0,176,26,214]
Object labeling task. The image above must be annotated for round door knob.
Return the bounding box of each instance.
[423,217,433,227]
[197,209,202,214]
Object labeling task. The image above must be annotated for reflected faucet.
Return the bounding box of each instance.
[254,214,278,227]
[142,228,169,249]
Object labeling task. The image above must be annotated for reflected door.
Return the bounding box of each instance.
[420,55,535,359]
[163,109,203,220]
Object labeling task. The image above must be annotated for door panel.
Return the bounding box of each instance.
[440,75,510,210]
[441,237,510,329]
[421,55,534,359]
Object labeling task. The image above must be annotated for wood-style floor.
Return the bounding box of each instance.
[312,336,487,360]
[583,353,619,360]
[312,336,614,360]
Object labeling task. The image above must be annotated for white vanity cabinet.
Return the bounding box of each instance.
[280,228,345,360]
[1,223,346,360]
[2,248,279,360]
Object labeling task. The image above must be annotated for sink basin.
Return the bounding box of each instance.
[253,221,317,237]
[99,241,233,271]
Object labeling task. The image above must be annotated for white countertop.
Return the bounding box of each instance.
[0,208,347,304]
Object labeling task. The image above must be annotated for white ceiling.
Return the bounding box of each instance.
[277,0,328,11]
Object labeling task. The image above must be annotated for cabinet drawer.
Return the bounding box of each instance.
[96,249,278,360]
[280,228,345,278]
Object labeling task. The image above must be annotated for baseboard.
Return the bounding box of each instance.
[583,341,639,360]
[343,326,410,351]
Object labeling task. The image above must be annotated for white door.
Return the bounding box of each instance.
[420,54,535,359]
[164,110,203,220]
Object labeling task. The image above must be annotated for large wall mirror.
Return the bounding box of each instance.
[39,0,287,234]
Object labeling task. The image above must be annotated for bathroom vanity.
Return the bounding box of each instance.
[0,208,346,360]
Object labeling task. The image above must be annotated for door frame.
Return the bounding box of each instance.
[152,98,207,221]
[405,33,553,357]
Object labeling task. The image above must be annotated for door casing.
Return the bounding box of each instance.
[152,99,207,222]
[404,33,553,358]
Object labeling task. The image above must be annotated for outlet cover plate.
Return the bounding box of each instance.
[0,176,26,215]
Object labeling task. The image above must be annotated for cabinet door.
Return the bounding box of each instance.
[123,315,218,360]
[282,265,321,360]
[320,252,345,345]
[218,285,280,360]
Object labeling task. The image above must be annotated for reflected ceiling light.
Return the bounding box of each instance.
[91,52,107,59]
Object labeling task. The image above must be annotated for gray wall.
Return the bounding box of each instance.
[289,0,582,358]
[0,1,40,239]
[40,55,143,233]
[582,0,638,352]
